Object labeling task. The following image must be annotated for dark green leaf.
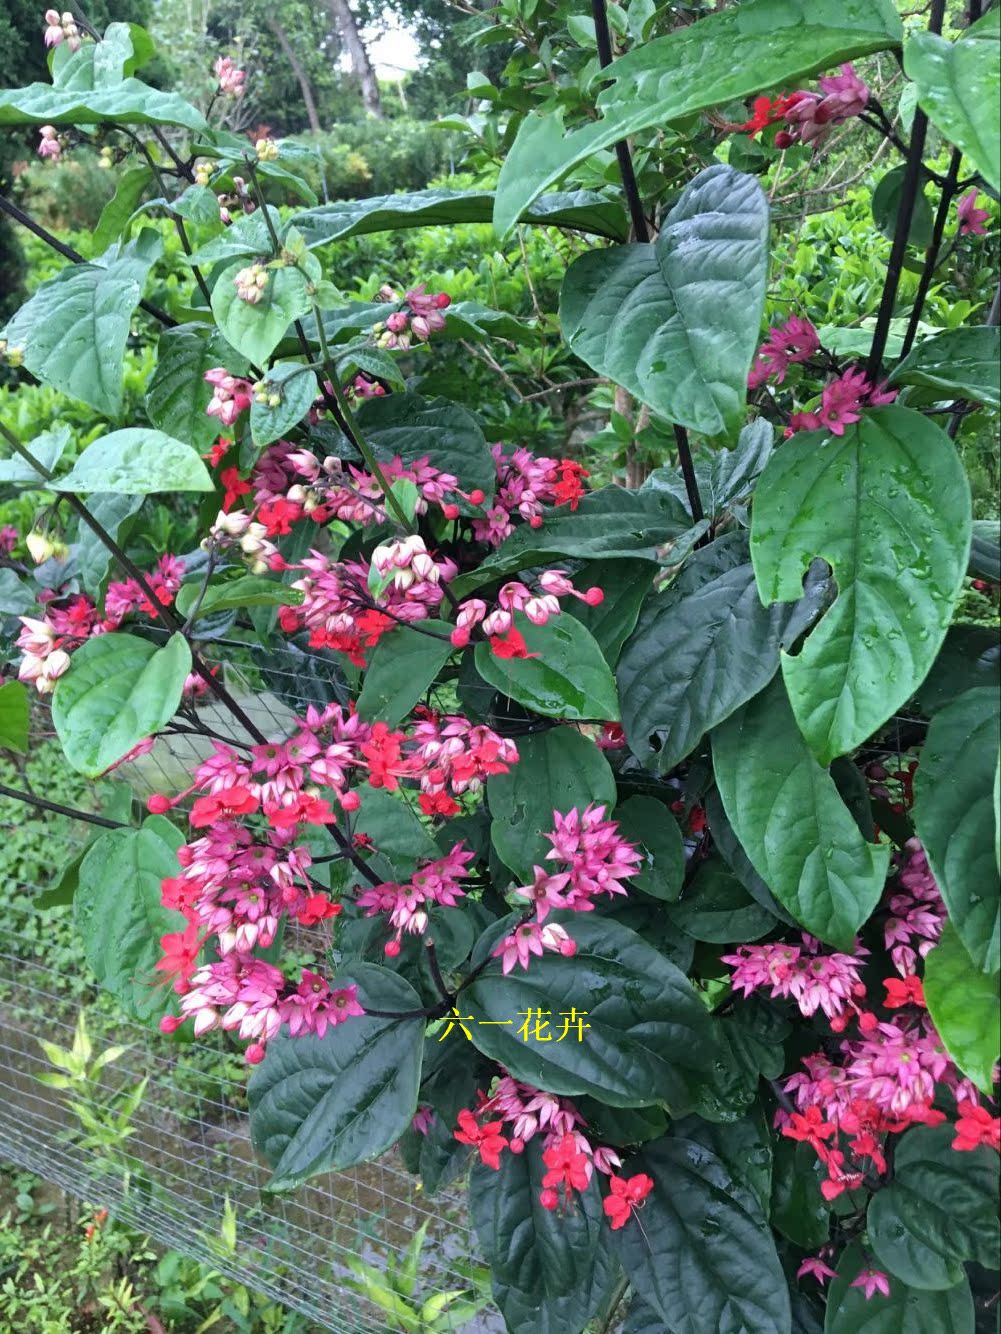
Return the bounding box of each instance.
[561,166,768,435]
[248,965,424,1189]
[770,1139,832,1250]
[969,519,999,582]
[712,677,891,949]
[751,406,971,764]
[249,361,317,447]
[91,164,153,252]
[867,1189,965,1291]
[641,418,775,522]
[671,856,777,943]
[353,787,440,875]
[469,1139,617,1334]
[0,569,36,615]
[450,487,691,598]
[564,560,654,667]
[913,686,1000,972]
[52,632,191,777]
[211,263,312,365]
[616,1136,791,1334]
[74,825,184,1023]
[54,429,214,494]
[672,1106,773,1215]
[0,680,29,752]
[871,166,935,249]
[1,231,162,417]
[355,393,496,500]
[916,624,1000,715]
[175,575,300,621]
[486,723,616,882]
[825,1242,973,1333]
[614,796,685,902]
[904,11,1000,194]
[465,915,716,1110]
[493,0,903,235]
[704,787,794,923]
[147,324,249,452]
[357,623,454,728]
[891,326,1000,407]
[474,612,619,723]
[924,921,999,1095]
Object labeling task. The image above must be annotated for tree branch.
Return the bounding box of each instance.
[590,0,649,243]
[0,781,128,830]
[899,147,964,360]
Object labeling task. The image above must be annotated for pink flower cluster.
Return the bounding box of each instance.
[472,446,586,547]
[357,843,476,954]
[409,708,519,817]
[780,65,870,148]
[375,283,451,350]
[205,369,254,427]
[16,555,185,694]
[37,125,61,161]
[748,315,820,388]
[787,369,897,436]
[492,804,642,974]
[884,839,945,976]
[214,55,246,96]
[448,571,603,650]
[723,933,868,1025]
[43,8,80,50]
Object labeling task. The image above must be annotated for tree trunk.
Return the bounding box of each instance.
[325,0,383,118]
[265,16,322,133]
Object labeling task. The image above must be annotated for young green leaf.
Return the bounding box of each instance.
[924,922,1000,1094]
[0,680,29,753]
[53,429,214,494]
[357,623,454,728]
[474,612,619,723]
[211,263,312,365]
[147,324,249,451]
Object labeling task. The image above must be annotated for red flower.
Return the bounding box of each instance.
[739,93,796,137]
[541,1134,591,1197]
[155,919,204,988]
[419,791,460,818]
[952,1103,1000,1153]
[205,437,232,468]
[220,466,252,512]
[784,1105,836,1148]
[552,459,589,510]
[688,804,707,835]
[454,1108,509,1170]
[297,894,342,926]
[602,1172,654,1230]
[267,793,336,829]
[360,722,408,791]
[490,628,538,660]
[190,785,260,827]
[883,975,925,1009]
[355,608,395,648]
[258,497,302,536]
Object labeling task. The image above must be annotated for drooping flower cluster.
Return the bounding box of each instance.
[16,555,185,694]
[472,445,584,547]
[448,570,603,650]
[214,55,246,96]
[37,125,62,160]
[492,804,642,974]
[357,843,477,955]
[205,369,254,427]
[43,8,81,50]
[787,369,898,436]
[722,934,868,1025]
[740,65,869,148]
[883,839,945,976]
[747,315,821,388]
[374,283,451,350]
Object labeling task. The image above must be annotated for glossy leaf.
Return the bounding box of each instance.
[493,0,903,235]
[613,796,685,902]
[563,560,654,667]
[916,624,1000,715]
[55,429,214,495]
[248,965,424,1189]
[450,487,691,598]
[465,915,716,1109]
[672,1107,773,1216]
[1,231,162,417]
[174,576,300,621]
[770,1140,832,1250]
[488,726,616,882]
[52,632,191,777]
[74,826,185,1024]
[704,788,793,924]
[616,1136,791,1334]
[0,78,207,131]
[147,325,248,452]
[469,1140,616,1334]
[91,164,153,251]
[891,326,1000,407]
[867,1189,965,1292]
[751,406,971,764]
[904,10,1000,194]
[619,533,816,773]
[0,681,29,753]
[712,677,891,950]
[474,612,619,723]
[249,361,318,447]
[211,263,312,365]
[824,1242,973,1334]
[355,393,496,500]
[357,623,454,728]
[561,166,768,436]
[924,921,1000,1094]
[671,857,777,943]
[969,519,1000,582]
[291,187,629,246]
[913,686,1000,973]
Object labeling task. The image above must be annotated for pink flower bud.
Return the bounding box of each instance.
[384,939,401,958]
[385,311,409,333]
[147,794,172,814]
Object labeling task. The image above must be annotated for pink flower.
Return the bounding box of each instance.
[957,189,990,237]
[214,56,246,96]
[797,1256,837,1284]
[37,126,61,160]
[818,368,869,435]
[851,1269,890,1301]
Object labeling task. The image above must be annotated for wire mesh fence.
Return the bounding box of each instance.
[0,632,506,1332]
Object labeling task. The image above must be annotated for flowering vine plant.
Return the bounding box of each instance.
[0,2,999,1331]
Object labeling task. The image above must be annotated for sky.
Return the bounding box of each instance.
[362,18,421,77]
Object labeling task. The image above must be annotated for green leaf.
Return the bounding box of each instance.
[563,560,654,667]
[924,921,1000,1093]
[91,164,153,252]
[357,623,454,728]
[671,857,777,943]
[751,406,971,764]
[487,726,616,882]
[75,493,143,595]
[642,418,775,522]
[211,263,312,366]
[474,612,619,723]
[353,787,440,876]
[36,849,86,910]
[616,1136,791,1334]
[1,231,162,417]
[74,826,185,1024]
[969,518,1000,581]
[0,425,71,484]
[0,78,207,132]
[904,10,1000,195]
[672,1106,773,1216]
[290,187,629,246]
[147,324,249,452]
[0,569,36,615]
[770,1139,832,1250]
[450,487,691,598]
[248,965,424,1189]
[469,1140,616,1334]
[355,393,496,500]
[54,429,214,495]
[704,787,793,923]
[465,915,716,1110]
[560,166,768,436]
[824,1242,973,1334]
[871,165,935,249]
[891,326,1000,407]
[867,1189,965,1292]
[0,680,29,752]
[249,361,317,447]
[52,632,192,777]
[174,575,299,622]
[917,624,1000,715]
[618,533,816,773]
[913,687,1000,973]
[614,796,685,902]
[493,0,903,235]
[712,677,891,950]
